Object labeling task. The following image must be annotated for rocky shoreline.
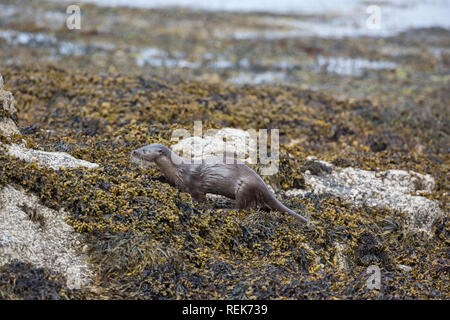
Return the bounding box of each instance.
[1,65,448,299]
[0,0,448,300]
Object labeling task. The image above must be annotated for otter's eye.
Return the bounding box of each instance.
[158,149,162,154]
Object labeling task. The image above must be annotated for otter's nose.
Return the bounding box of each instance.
[131,150,137,156]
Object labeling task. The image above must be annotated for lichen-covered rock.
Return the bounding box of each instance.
[287,157,443,235]
[5,143,99,170]
[0,118,19,135]
[0,185,92,289]
[0,74,19,135]
[171,127,257,163]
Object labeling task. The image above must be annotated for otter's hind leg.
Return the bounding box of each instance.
[235,184,257,210]
[191,192,207,203]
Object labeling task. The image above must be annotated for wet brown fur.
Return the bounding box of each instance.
[131,144,307,223]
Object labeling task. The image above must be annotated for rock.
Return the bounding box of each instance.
[5,143,99,170]
[171,128,257,163]
[0,185,92,289]
[398,264,412,272]
[0,74,19,135]
[0,74,97,170]
[334,243,350,271]
[0,76,95,290]
[0,118,19,135]
[287,158,443,236]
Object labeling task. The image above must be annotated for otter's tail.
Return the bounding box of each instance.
[264,191,308,223]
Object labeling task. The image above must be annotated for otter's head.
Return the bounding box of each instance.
[131,144,171,165]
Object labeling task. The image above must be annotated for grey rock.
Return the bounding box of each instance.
[171,128,257,164]
[0,185,92,289]
[287,158,443,236]
[334,242,350,270]
[5,143,99,170]
[0,74,19,135]
[398,264,412,272]
[0,118,19,135]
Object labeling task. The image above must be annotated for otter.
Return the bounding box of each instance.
[131,144,307,223]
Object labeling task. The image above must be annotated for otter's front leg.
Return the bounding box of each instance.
[191,192,207,203]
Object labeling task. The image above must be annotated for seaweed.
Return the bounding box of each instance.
[0,261,84,300]
[0,0,448,299]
